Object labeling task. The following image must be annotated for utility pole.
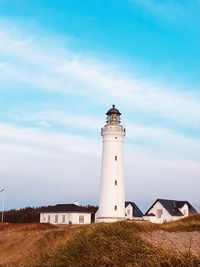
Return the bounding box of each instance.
[0,188,5,223]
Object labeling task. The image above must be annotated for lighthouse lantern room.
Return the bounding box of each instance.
[96,105,126,222]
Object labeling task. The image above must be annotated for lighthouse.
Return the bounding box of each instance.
[96,105,126,222]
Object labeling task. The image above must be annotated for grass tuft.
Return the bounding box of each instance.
[31,221,200,267]
[1,215,199,266]
[160,214,200,232]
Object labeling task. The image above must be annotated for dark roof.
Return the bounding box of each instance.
[106,104,121,116]
[41,204,92,213]
[145,199,197,217]
[125,201,143,217]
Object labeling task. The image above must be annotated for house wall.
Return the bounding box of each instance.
[125,204,143,221]
[125,204,133,220]
[40,212,91,224]
[179,203,189,216]
[144,201,182,224]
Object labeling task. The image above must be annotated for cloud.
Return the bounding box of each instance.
[8,111,102,131]
[0,20,199,129]
[6,110,200,161]
[127,124,200,160]
[0,123,99,158]
[0,123,199,209]
[0,123,101,208]
[0,19,199,209]
[35,120,51,127]
[125,147,200,211]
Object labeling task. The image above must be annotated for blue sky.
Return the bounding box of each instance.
[0,0,199,212]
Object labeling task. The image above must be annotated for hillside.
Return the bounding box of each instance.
[0,215,200,267]
[0,223,79,267]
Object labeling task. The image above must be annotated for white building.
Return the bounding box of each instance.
[96,105,126,222]
[125,201,143,220]
[143,199,197,224]
[40,203,92,224]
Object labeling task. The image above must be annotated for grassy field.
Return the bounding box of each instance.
[0,214,199,267]
[0,223,79,267]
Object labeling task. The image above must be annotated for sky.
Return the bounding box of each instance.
[0,0,200,212]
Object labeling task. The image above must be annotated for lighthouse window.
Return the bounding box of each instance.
[115,205,117,211]
[115,156,117,161]
[115,180,117,185]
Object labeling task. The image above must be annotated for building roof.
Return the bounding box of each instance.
[40,204,92,213]
[145,199,197,217]
[125,201,143,217]
[106,104,121,116]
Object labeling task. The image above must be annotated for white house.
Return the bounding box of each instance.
[143,199,197,224]
[40,203,93,225]
[125,201,143,220]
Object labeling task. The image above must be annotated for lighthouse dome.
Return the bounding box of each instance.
[106,104,121,116]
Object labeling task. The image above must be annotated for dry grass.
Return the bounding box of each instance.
[126,214,200,233]
[31,221,200,267]
[0,222,56,232]
[0,215,199,267]
[160,214,200,232]
[0,223,79,267]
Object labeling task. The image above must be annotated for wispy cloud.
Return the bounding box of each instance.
[0,18,199,209]
[8,111,102,131]
[0,123,99,158]
[0,20,199,129]
[125,145,200,208]
[5,108,200,161]
[127,124,199,160]
[0,123,199,209]
[0,124,101,208]
[35,120,51,127]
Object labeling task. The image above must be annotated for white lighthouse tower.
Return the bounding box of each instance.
[96,105,126,222]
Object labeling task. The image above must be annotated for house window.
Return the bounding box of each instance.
[62,215,66,223]
[156,209,163,218]
[115,180,117,185]
[127,209,130,215]
[115,156,117,161]
[48,215,51,223]
[115,205,117,211]
[79,215,84,223]
[43,215,46,222]
[55,214,58,223]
